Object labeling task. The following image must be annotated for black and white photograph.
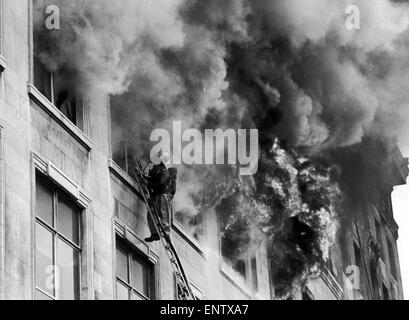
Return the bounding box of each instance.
[1,0,409,307]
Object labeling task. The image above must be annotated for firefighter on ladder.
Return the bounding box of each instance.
[143,151,177,243]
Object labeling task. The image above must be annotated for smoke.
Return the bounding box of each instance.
[34,0,409,298]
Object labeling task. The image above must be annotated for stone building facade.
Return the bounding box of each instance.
[0,0,406,300]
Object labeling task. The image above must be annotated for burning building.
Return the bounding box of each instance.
[0,0,409,300]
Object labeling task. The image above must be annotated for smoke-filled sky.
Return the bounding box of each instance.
[33,0,409,297]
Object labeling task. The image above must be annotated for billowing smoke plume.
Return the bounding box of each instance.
[34,0,409,297]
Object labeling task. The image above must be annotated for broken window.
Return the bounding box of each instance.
[115,238,154,300]
[35,178,81,300]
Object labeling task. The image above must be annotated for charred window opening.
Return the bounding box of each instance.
[234,259,246,279]
[112,140,138,176]
[174,210,203,241]
[217,196,251,268]
[33,1,86,131]
[110,93,140,176]
[216,195,260,290]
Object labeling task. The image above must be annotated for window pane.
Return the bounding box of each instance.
[57,239,80,300]
[54,75,77,125]
[36,182,54,226]
[116,280,130,300]
[36,289,53,301]
[251,257,258,291]
[34,57,52,101]
[35,223,55,296]
[131,255,149,297]
[116,243,128,282]
[57,199,79,245]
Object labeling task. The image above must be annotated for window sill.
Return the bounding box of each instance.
[108,159,143,201]
[172,220,207,258]
[28,83,93,151]
[220,261,254,299]
[0,55,6,72]
[114,218,159,265]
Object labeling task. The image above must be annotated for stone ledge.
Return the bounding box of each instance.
[220,261,254,299]
[114,218,159,265]
[108,159,143,201]
[28,83,93,152]
[33,151,91,209]
[172,220,207,258]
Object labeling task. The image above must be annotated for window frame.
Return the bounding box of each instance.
[115,237,155,300]
[34,176,82,300]
[32,152,92,300]
[28,0,91,146]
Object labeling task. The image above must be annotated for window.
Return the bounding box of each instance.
[387,238,398,280]
[174,211,203,241]
[234,259,246,279]
[35,179,81,300]
[375,218,383,260]
[32,1,86,130]
[115,239,154,300]
[250,257,258,292]
[353,242,365,297]
[112,141,136,176]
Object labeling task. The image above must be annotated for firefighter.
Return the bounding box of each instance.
[144,151,173,243]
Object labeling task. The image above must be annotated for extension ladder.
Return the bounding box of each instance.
[134,161,195,300]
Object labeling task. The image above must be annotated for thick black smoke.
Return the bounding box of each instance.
[34,0,409,297]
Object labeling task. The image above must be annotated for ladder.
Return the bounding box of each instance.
[133,161,196,300]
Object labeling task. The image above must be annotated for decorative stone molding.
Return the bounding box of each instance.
[32,152,91,208]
